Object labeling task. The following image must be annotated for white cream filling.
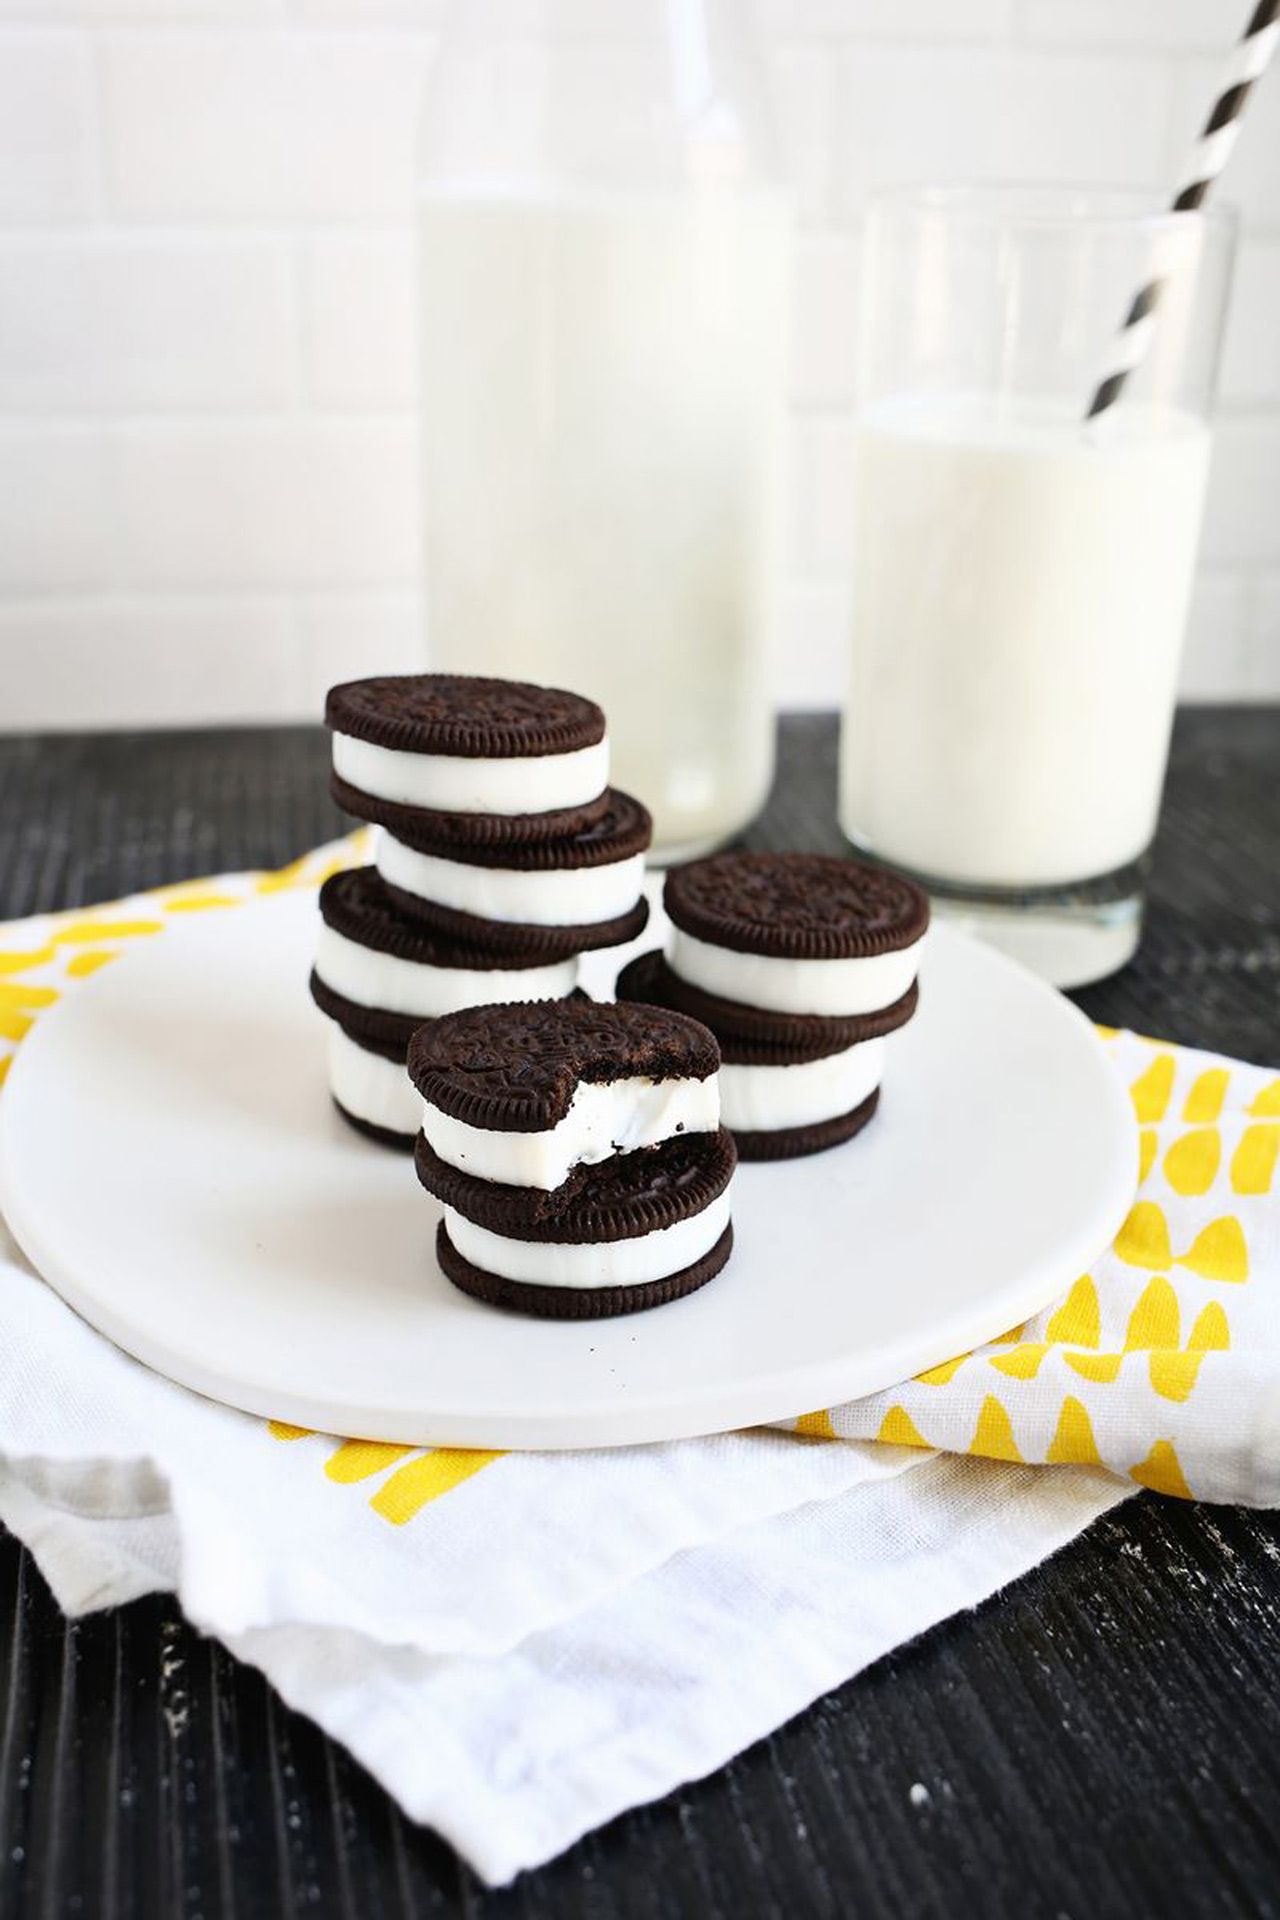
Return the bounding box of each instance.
[442,1189,732,1290]
[422,1074,719,1191]
[375,830,644,928]
[333,731,609,815]
[669,927,926,1018]
[315,921,578,1017]
[326,1021,418,1138]
[719,1037,885,1134]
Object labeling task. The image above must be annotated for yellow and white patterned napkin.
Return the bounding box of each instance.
[1,840,1276,1878]
[785,1031,1280,1506]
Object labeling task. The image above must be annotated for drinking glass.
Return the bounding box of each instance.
[839,185,1236,987]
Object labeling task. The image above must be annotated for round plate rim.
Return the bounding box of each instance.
[0,892,1137,1449]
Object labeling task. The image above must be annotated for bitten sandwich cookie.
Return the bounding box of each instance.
[311,866,580,1050]
[374,789,652,959]
[326,673,611,844]
[408,998,734,1316]
[664,851,929,1019]
[616,949,888,1161]
[409,997,721,1190]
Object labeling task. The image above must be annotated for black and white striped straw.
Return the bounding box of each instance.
[1085,0,1279,421]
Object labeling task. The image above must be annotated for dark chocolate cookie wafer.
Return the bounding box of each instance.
[319,865,582,966]
[332,1098,416,1152]
[369,788,651,865]
[665,851,929,960]
[382,887,649,961]
[615,949,919,1049]
[311,972,419,1051]
[329,773,611,848]
[436,1218,733,1320]
[408,997,720,1134]
[732,1087,880,1163]
[326,673,605,761]
[415,1127,736,1240]
[314,867,578,1048]
[312,972,590,1052]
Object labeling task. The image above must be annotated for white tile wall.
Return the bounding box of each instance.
[0,33,99,222]
[0,0,1276,730]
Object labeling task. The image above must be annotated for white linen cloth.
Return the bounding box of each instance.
[0,1236,1124,1881]
[4,843,1267,1882]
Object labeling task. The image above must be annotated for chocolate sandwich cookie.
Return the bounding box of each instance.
[326,674,610,842]
[664,851,929,1020]
[375,789,652,959]
[616,951,889,1162]
[323,1016,418,1150]
[418,1129,737,1319]
[408,996,721,1191]
[614,949,918,1049]
[311,866,581,1050]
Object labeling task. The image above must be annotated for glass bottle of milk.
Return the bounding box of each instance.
[840,187,1237,988]
[417,0,791,860]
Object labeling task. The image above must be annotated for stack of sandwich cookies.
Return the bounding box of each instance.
[617,852,928,1161]
[317,672,652,1150]
[311,867,582,1147]
[409,999,736,1318]
[373,788,651,958]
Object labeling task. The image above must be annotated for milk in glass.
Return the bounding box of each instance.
[840,395,1211,890]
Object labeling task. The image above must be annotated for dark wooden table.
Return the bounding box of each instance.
[1,709,1278,1920]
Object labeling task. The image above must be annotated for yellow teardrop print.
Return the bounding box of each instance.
[1131,1053,1176,1123]
[1163,1127,1221,1197]
[1046,1275,1101,1348]
[1148,1349,1205,1403]
[1138,1129,1158,1185]
[1179,1215,1248,1284]
[325,1440,414,1483]
[370,1448,502,1523]
[0,942,57,977]
[914,1353,968,1387]
[1183,1068,1229,1124]
[1046,1396,1103,1467]
[1114,1202,1173,1271]
[970,1395,1023,1463]
[1130,1439,1193,1500]
[1188,1301,1230,1351]
[989,1343,1049,1380]
[795,1409,836,1440]
[877,1405,929,1449]
[0,983,58,1011]
[1063,1350,1124,1384]
[1247,1077,1280,1118]
[65,949,118,978]
[1231,1125,1279,1196]
[1124,1276,1180,1352]
[53,917,165,944]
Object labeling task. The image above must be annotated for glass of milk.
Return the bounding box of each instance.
[840,187,1236,987]
[417,0,791,860]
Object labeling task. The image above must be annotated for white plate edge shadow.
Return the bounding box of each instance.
[0,891,1139,1449]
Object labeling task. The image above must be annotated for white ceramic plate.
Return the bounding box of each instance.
[0,889,1135,1449]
